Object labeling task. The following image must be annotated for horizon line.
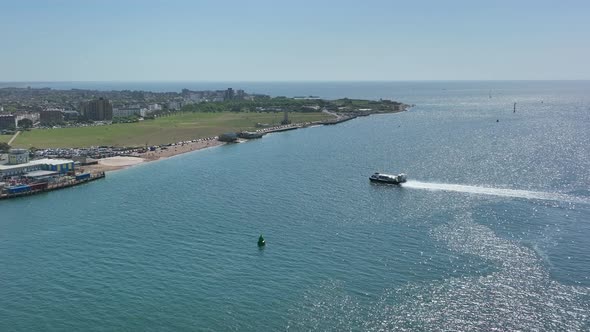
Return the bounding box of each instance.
[1,79,590,84]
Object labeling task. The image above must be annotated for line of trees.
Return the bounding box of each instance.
[0,142,10,153]
[179,97,329,113]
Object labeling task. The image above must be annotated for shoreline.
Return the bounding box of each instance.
[78,109,408,174]
[81,139,225,173]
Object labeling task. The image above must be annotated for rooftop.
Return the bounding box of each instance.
[24,170,58,178]
[0,158,74,171]
[30,158,74,166]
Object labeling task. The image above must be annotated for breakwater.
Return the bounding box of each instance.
[255,109,407,136]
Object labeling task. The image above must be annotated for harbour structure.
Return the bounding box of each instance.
[0,149,75,178]
[0,171,105,200]
[0,158,75,178]
[0,149,105,199]
[218,132,239,142]
[238,131,265,139]
[7,148,29,165]
[320,115,357,125]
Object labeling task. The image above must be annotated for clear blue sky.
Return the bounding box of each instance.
[1,0,589,81]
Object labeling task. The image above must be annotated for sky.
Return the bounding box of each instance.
[1,0,589,81]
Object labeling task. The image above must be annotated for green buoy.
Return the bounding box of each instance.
[258,234,266,247]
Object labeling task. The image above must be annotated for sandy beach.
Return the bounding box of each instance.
[81,156,145,173]
[77,120,355,174]
[139,139,223,161]
[81,139,224,173]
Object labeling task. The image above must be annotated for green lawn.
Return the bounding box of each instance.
[12,111,334,148]
[0,135,10,143]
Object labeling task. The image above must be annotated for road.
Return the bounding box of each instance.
[7,131,20,145]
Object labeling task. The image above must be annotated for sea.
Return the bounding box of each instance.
[1,81,589,331]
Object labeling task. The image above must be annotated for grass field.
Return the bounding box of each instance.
[0,135,10,143]
[11,111,333,148]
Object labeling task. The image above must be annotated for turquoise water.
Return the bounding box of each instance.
[1,82,590,330]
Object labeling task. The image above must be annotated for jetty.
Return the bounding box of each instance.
[318,115,357,125]
[0,172,105,200]
[219,105,411,144]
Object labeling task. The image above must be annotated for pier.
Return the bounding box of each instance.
[0,172,105,200]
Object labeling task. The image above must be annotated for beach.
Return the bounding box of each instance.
[139,138,223,161]
[81,139,224,173]
[77,119,350,174]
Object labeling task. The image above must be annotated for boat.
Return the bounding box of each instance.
[369,172,407,184]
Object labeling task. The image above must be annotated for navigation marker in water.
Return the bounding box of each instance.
[258,234,266,247]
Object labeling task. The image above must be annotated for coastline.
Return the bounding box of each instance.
[78,109,409,174]
[81,139,225,173]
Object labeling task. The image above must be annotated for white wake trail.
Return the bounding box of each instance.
[402,181,589,204]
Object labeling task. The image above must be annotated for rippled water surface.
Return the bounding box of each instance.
[1,81,589,330]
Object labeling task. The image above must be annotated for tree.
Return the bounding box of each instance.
[0,142,11,153]
[18,118,33,129]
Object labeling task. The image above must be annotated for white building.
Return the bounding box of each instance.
[0,157,75,178]
[113,108,142,118]
[148,103,162,111]
[15,112,40,124]
[139,108,151,117]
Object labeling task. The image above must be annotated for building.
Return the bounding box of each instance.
[0,153,75,178]
[223,88,235,101]
[218,132,238,142]
[15,112,40,125]
[0,114,16,130]
[40,109,64,125]
[80,98,113,121]
[236,89,245,100]
[33,158,75,174]
[167,101,182,111]
[113,108,141,118]
[189,92,204,102]
[138,108,152,117]
[148,103,162,112]
[63,110,79,121]
[213,93,224,102]
[7,149,29,165]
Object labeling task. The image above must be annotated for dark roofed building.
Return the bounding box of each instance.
[0,114,16,130]
[80,98,113,121]
[40,109,64,125]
